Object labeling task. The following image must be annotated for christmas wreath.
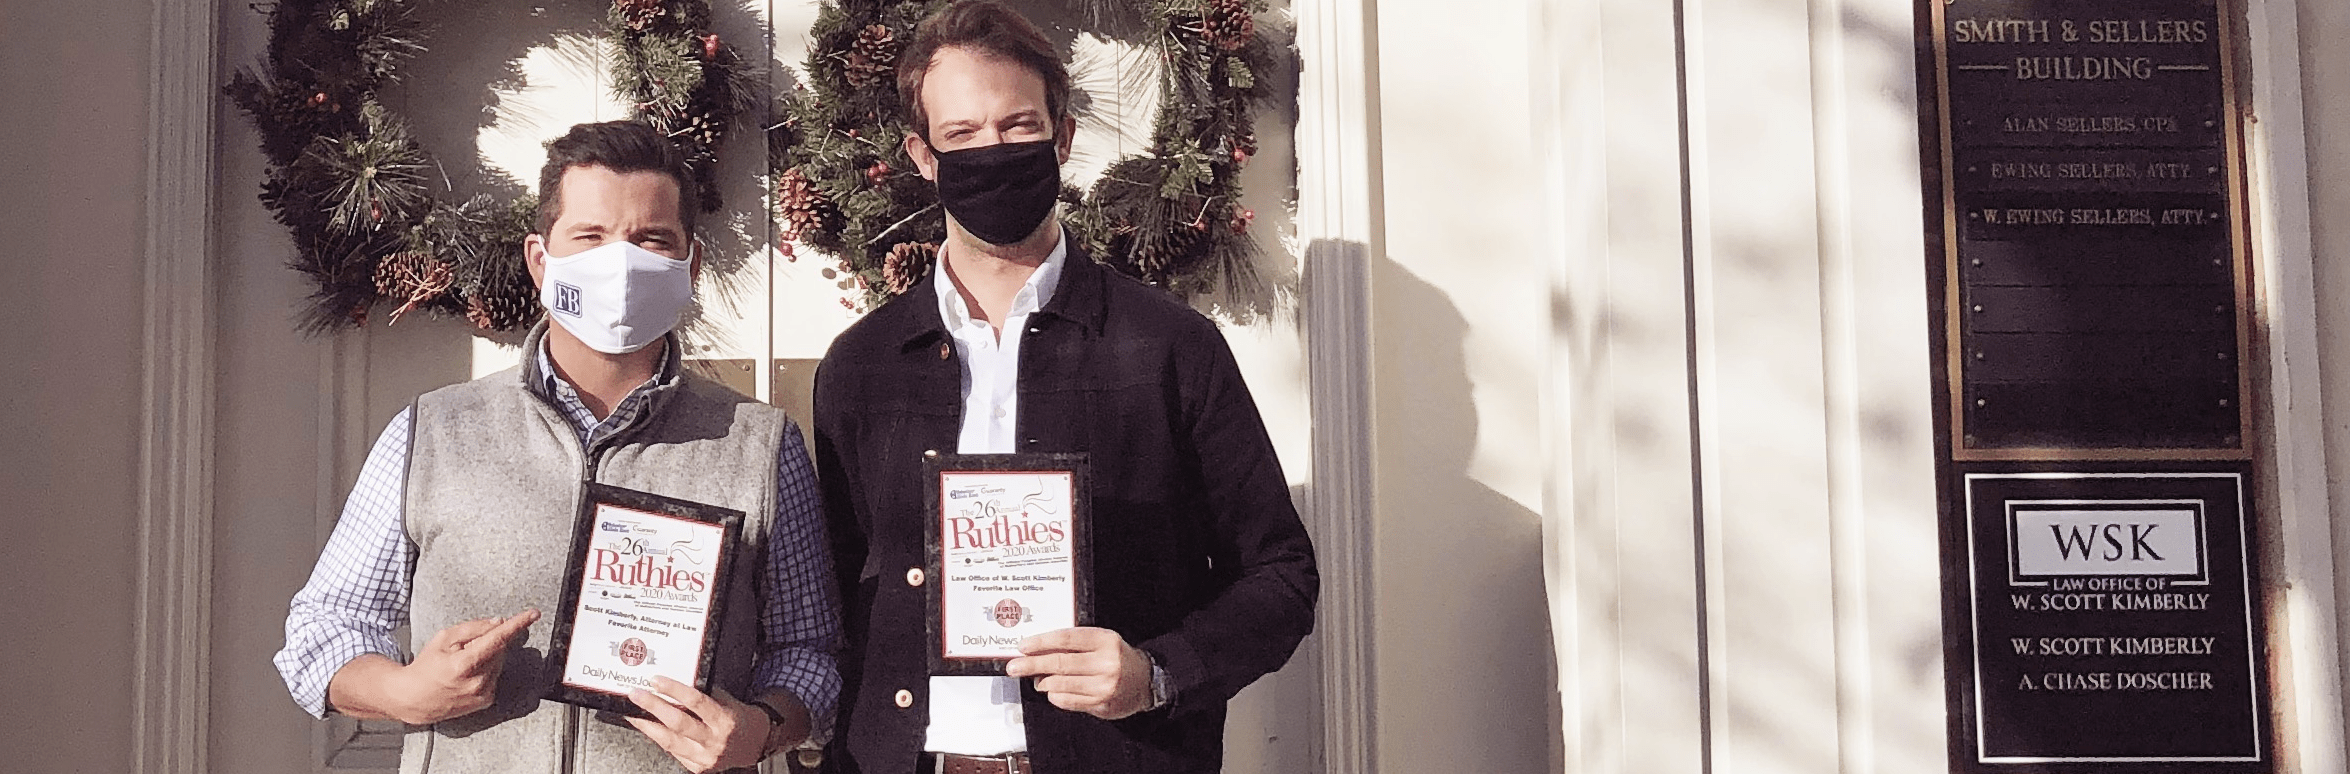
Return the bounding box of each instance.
[769,0,1282,313]
[227,0,755,332]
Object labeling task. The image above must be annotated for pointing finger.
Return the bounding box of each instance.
[430,617,505,651]
[468,609,539,652]
[450,613,538,672]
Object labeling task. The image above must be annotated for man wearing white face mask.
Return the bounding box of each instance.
[275,121,840,774]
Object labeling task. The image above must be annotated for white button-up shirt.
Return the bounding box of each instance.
[923,235,1067,756]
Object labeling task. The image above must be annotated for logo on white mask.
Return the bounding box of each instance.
[552,282,584,316]
[539,240,694,354]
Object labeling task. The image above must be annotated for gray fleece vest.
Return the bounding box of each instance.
[398,331,786,774]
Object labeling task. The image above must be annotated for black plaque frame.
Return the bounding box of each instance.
[543,482,744,719]
[923,452,1094,676]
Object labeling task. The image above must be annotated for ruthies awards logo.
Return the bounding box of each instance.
[986,599,1034,628]
[610,637,654,667]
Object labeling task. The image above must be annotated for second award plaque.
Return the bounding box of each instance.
[543,482,743,718]
[924,452,1093,675]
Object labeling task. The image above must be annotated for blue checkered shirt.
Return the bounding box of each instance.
[274,343,841,735]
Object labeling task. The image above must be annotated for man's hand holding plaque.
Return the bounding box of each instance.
[1007,627,1155,720]
[621,676,785,774]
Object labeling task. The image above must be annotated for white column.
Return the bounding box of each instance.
[1539,0,1709,770]
[2263,0,2350,770]
[1295,0,1378,771]
[136,0,219,771]
[1540,0,1946,770]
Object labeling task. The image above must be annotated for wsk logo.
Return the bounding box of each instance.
[2048,523,2164,562]
[2010,507,2203,578]
[552,282,583,316]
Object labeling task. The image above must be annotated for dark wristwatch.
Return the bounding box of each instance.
[748,698,789,757]
[1146,654,1174,711]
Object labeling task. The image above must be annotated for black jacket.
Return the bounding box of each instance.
[812,246,1319,774]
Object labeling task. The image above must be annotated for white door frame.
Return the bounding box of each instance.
[1295,0,1379,771]
[135,0,220,772]
[2242,1,2348,771]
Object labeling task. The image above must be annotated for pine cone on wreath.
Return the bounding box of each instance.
[615,0,665,31]
[459,244,542,332]
[679,113,720,148]
[774,168,834,242]
[1130,218,1205,274]
[883,241,936,295]
[464,292,540,332]
[1201,0,1257,52]
[372,250,456,324]
[845,24,898,87]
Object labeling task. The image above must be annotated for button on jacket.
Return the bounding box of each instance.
[813,246,1320,774]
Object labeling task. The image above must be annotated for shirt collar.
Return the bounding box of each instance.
[526,327,680,444]
[934,229,1068,333]
[532,335,678,395]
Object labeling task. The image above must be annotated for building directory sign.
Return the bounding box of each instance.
[1963,473,2264,766]
[1919,2,2272,770]
[1928,0,2250,459]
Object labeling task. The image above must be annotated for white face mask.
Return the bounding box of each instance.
[538,240,694,354]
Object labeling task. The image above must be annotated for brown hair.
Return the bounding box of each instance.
[534,120,699,235]
[895,0,1072,141]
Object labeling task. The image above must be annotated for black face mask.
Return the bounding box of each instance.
[931,139,1062,246]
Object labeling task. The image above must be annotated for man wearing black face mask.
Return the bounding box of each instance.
[810,3,1319,774]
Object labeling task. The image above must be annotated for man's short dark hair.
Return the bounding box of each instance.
[534,120,698,235]
[896,0,1072,141]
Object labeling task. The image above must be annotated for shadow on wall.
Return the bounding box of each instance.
[1369,250,1565,771]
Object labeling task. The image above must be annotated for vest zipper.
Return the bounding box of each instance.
[565,442,600,773]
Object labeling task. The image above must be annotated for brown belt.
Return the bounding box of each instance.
[922,751,1032,774]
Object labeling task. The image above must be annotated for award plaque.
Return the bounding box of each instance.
[924,453,1092,675]
[544,482,743,717]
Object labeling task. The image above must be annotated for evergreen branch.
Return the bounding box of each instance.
[870,202,941,246]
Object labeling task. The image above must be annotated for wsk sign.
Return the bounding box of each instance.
[2016,510,2199,578]
[1962,473,2263,768]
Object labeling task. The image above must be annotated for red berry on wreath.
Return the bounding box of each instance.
[865,161,890,185]
[778,242,795,260]
[701,34,722,61]
[309,91,329,107]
